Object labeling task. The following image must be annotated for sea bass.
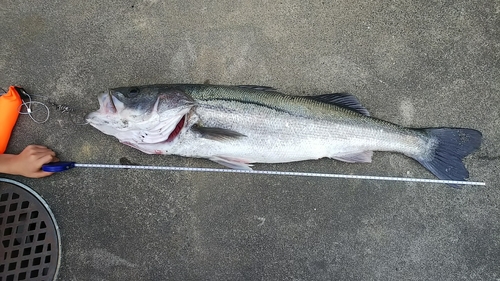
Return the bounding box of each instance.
[85,84,482,182]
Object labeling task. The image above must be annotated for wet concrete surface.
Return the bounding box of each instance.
[1,0,499,280]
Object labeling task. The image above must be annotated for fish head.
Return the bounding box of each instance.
[86,86,195,148]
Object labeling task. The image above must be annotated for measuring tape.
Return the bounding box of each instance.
[42,162,485,186]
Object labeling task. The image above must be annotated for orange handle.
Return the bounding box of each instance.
[0,86,22,153]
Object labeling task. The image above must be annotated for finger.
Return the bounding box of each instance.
[31,147,55,154]
[38,154,57,165]
[26,145,49,150]
[31,171,54,178]
[32,150,57,160]
[45,151,56,157]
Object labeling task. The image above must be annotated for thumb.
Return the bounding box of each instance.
[31,171,55,178]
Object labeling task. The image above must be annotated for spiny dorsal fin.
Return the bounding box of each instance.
[237,85,277,92]
[191,124,247,141]
[306,93,370,116]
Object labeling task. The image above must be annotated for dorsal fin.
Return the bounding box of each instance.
[306,93,370,116]
[237,85,277,92]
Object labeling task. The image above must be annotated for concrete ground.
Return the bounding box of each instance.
[1,0,499,280]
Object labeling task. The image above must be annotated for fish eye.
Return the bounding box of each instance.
[128,88,139,97]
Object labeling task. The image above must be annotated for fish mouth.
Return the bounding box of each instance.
[85,92,116,124]
[98,91,117,114]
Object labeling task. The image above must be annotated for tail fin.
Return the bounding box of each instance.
[414,128,482,185]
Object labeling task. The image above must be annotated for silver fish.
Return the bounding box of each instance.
[86,84,482,183]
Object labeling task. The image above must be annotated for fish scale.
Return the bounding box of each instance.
[85,84,482,187]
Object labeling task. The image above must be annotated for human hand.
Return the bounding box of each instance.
[8,145,59,178]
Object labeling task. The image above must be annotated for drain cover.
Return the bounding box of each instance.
[0,178,61,281]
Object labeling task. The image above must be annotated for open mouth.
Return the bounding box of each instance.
[166,115,186,142]
[99,92,116,114]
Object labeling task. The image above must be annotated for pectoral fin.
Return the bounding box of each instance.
[192,124,246,141]
[210,156,253,170]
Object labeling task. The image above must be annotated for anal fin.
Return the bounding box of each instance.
[210,156,253,170]
[332,151,373,163]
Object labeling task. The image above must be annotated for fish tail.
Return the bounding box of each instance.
[412,128,482,186]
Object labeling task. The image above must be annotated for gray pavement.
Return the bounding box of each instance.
[1,0,499,280]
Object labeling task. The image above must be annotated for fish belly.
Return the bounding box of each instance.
[167,102,429,164]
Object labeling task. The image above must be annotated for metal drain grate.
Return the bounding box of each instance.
[0,178,61,281]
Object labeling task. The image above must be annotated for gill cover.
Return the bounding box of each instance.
[87,86,195,146]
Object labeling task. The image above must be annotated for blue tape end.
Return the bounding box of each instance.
[42,162,76,172]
